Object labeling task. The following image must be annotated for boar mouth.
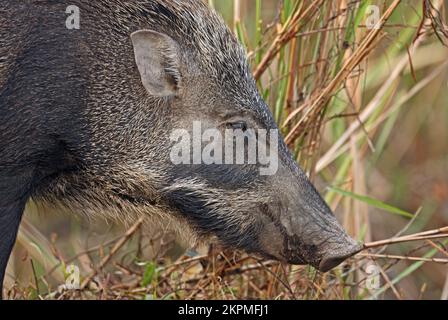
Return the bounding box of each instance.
[277,234,364,272]
[256,244,363,272]
[318,249,362,272]
[276,243,362,272]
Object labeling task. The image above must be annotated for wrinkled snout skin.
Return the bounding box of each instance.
[258,165,363,271]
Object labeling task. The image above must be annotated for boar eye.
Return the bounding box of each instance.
[227,121,248,132]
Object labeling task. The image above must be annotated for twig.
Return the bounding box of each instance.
[364,233,448,249]
[377,265,402,300]
[398,226,448,239]
[359,253,448,264]
[45,234,125,278]
[256,260,296,299]
[181,260,279,284]
[80,217,144,290]
[426,240,448,257]
[159,254,209,272]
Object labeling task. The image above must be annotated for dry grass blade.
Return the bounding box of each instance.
[424,0,448,46]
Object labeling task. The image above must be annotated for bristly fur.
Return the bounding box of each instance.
[89,0,259,108]
[1,0,266,247]
[0,0,361,276]
[142,0,256,100]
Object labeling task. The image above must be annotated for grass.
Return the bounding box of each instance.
[6,0,448,300]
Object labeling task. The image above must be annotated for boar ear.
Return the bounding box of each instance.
[131,30,181,97]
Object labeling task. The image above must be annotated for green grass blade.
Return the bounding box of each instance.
[328,187,414,218]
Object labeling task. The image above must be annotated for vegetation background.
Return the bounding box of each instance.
[5,0,448,300]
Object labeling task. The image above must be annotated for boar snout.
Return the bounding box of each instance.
[283,229,362,272]
[293,208,362,271]
[297,213,362,271]
[258,205,362,272]
[318,237,363,272]
[258,169,363,271]
[265,210,362,272]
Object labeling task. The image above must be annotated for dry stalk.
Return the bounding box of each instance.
[359,253,448,264]
[80,217,144,290]
[253,0,324,80]
[364,226,448,249]
[284,0,402,145]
